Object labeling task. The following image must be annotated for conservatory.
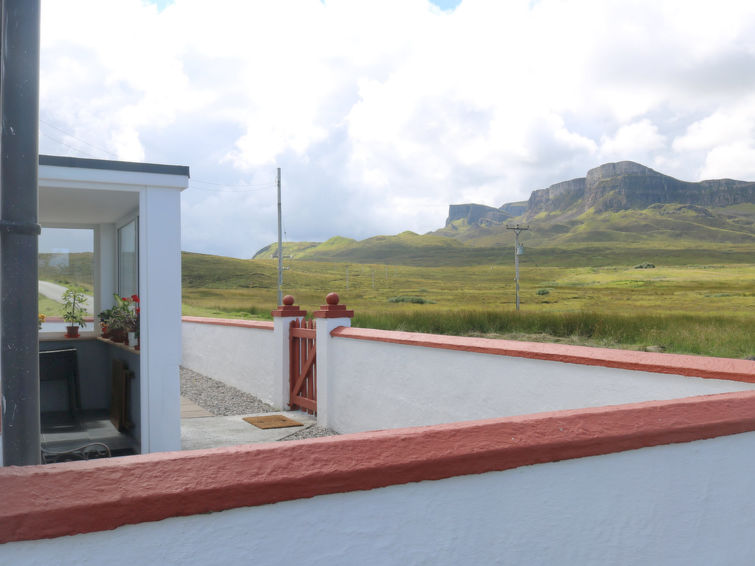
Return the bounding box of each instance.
[25,155,189,460]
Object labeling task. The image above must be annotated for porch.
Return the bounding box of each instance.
[26,155,189,462]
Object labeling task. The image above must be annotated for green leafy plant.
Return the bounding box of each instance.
[62,286,87,328]
[108,294,140,333]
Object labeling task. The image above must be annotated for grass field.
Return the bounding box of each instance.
[38,294,66,317]
[35,249,753,357]
[180,253,755,359]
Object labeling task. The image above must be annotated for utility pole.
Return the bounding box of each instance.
[276,167,283,305]
[506,224,529,312]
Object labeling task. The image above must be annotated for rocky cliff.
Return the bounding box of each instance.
[524,161,754,217]
[444,161,754,226]
[445,203,511,227]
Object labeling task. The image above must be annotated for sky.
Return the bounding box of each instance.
[38,0,755,258]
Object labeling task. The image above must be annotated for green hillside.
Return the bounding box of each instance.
[252,204,754,267]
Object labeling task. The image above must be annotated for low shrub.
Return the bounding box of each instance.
[388,296,435,304]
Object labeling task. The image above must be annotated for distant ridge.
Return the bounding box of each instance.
[505,161,750,222]
[254,161,755,266]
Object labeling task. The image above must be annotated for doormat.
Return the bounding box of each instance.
[243,415,303,429]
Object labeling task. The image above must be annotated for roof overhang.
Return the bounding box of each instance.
[38,155,190,225]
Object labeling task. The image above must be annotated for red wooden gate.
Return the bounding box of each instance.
[289,319,317,414]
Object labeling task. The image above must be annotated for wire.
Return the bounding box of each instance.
[40,118,119,158]
[39,129,106,160]
[191,178,276,188]
[189,183,276,193]
[40,117,279,192]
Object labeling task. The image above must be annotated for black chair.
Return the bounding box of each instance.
[39,348,81,429]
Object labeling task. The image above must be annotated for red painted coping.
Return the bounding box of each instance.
[333,327,755,383]
[181,316,273,330]
[2,390,755,544]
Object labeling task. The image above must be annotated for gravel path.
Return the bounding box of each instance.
[180,366,337,441]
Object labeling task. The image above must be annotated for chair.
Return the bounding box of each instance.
[39,348,80,429]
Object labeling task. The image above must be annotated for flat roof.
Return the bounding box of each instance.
[39,155,190,178]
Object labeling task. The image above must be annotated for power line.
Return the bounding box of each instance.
[40,118,118,158]
[39,117,277,192]
[39,129,106,160]
[188,183,276,193]
[191,178,275,188]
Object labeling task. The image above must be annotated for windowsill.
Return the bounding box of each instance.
[97,336,140,355]
[39,331,98,342]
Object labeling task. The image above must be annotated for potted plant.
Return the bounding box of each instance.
[62,286,87,338]
[108,294,139,345]
[98,307,114,338]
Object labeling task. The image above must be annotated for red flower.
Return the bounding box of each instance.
[131,295,139,302]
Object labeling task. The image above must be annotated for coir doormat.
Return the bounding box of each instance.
[243,415,303,429]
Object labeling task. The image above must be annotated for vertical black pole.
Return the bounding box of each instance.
[1,0,42,466]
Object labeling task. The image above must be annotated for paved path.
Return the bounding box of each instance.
[180,410,318,450]
[38,280,94,313]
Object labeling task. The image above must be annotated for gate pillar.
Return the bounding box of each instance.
[271,296,306,410]
[313,293,354,430]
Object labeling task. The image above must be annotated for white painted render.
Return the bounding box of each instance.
[4,431,754,565]
[182,322,276,407]
[327,337,755,433]
[139,187,183,452]
[180,320,755,435]
[314,316,352,430]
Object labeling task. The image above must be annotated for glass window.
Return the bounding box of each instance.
[118,218,138,298]
[38,228,94,329]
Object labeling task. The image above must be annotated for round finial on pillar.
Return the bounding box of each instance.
[326,292,340,305]
[283,295,295,306]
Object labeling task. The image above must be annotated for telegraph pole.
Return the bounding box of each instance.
[276,167,283,305]
[506,224,529,311]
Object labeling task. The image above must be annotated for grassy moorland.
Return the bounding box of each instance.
[35,249,753,357]
[181,252,755,359]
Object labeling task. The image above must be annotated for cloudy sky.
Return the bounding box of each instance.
[39,0,755,258]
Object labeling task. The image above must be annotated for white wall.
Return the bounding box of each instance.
[3,430,754,565]
[178,320,755,434]
[181,322,276,407]
[139,187,183,452]
[327,338,755,433]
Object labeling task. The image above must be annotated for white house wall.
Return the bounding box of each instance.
[139,187,183,453]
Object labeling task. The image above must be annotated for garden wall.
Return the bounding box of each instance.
[325,327,755,433]
[3,392,755,564]
[180,315,755,434]
[181,317,275,406]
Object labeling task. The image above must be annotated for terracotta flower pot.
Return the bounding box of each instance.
[110,328,127,343]
[65,326,80,338]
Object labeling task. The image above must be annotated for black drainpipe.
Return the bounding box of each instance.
[0,0,42,466]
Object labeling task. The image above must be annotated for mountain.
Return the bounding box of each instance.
[521,161,753,220]
[254,161,755,266]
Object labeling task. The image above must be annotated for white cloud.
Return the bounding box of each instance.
[38,0,755,258]
[599,120,666,164]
